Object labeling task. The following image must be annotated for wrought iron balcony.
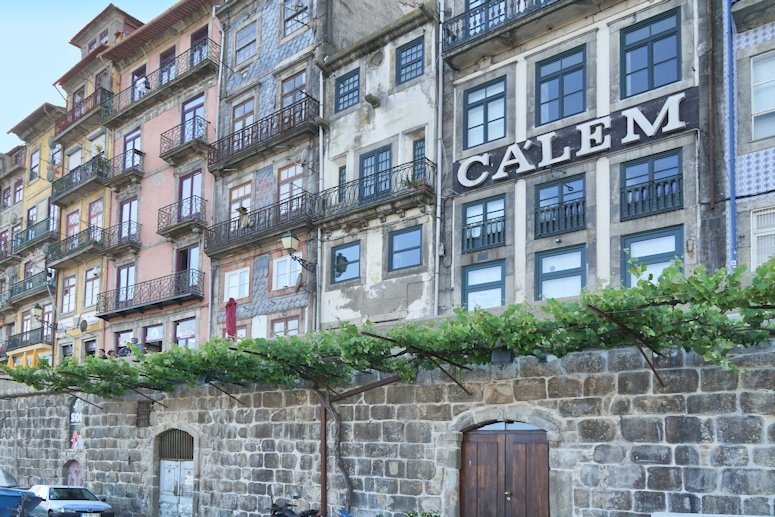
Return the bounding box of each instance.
[535,199,586,238]
[157,196,207,240]
[54,88,110,148]
[205,192,315,258]
[9,271,55,303]
[12,218,59,255]
[50,155,109,206]
[1,147,26,179]
[208,95,319,172]
[46,226,105,269]
[0,239,20,267]
[160,116,210,164]
[96,269,205,320]
[6,327,53,353]
[105,149,144,190]
[315,158,436,222]
[102,221,141,257]
[621,174,683,221]
[462,215,507,253]
[101,39,220,127]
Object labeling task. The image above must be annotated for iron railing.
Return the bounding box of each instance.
[535,199,586,238]
[462,215,507,253]
[208,95,319,167]
[6,327,52,352]
[55,88,110,135]
[9,271,54,300]
[621,174,683,221]
[160,116,209,155]
[315,158,436,220]
[205,192,315,254]
[442,0,560,52]
[103,221,141,250]
[101,39,220,120]
[51,155,109,199]
[158,196,207,233]
[97,269,205,315]
[107,149,144,181]
[46,226,105,263]
[0,239,16,261]
[12,218,59,252]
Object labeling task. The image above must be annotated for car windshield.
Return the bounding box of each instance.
[49,488,98,501]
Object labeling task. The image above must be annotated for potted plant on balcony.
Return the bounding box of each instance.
[403,176,431,191]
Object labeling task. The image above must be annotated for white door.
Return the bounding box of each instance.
[159,459,193,517]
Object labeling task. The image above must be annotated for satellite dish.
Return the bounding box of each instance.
[79,320,88,332]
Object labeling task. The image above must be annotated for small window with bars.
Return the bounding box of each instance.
[752,207,775,269]
[136,401,152,427]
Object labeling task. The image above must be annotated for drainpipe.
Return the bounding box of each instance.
[724,0,738,270]
[317,68,324,332]
[433,0,445,316]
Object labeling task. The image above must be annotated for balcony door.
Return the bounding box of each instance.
[176,245,200,294]
[178,171,202,222]
[73,87,85,118]
[119,198,138,243]
[278,163,303,221]
[132,65,147,101]
[117,264,136,309]
[360,146,392,201]
[89,198,103,241]
[66,210,80,253]
[190,27,208,66]
[68,149,82,173]
[123,129,142,171]
[182,95,205,144]
[160,47,176,85]
[467,0,506,37]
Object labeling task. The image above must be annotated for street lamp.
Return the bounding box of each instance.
[32,303,57,330]
[281,231,316,272]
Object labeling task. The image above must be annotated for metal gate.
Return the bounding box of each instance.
[158,429,194,517]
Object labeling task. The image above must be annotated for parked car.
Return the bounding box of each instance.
[27,485,113,517]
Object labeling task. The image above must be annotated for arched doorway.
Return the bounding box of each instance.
[64,460,82,486]
[158,429,194,517]
[460,421,549,517]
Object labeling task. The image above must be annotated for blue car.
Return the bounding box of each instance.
[28,486,114,517]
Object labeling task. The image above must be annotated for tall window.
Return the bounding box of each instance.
[13,180,23,204]
[621,150,682,221]
[229,182,252,217]
[462,261,505,310]
[397,37,424,84]
[535,175,586,237]
[279,163,303,204]
[360,146,392,200]
[235,22,257,65]
[117,263,136,308]
[119,198,138,242]
[752,51,775,140]
[123,128,142,171]
[751,207,775,269]
[66,210,80,238]
[331,241,360,283]
[233,99,255,132]
[132,65,148,100]
[463,196,506,253]
[160,47,176,84]
[338,165,347,202]
[464,78,506,148]
[225,268,250,300]
[1,187,10,209]
[179,170,203,220]
[537,47,585,125]
[99,29,109,45]
[67,148,82,172]
[336,69,360,112]
[283,0,309,36]
[182,95,205,144]
[622,226,683,287]
[389,226,422,271]
[273,255,301,290]
[412,138,426,180]
[62,276,77,314]
[29,150,40,181]
[621,9,680,98]
[50,144,63,168]
[84,268,100,307]
[175,318,197,348]
[272,317,299,337]
[535,246,586,300]
[282,71,306,107]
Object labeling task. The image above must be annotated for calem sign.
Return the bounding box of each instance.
[454,87,699,191]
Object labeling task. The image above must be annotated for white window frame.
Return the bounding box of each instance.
[751,207,775,269]
[535,245,586,300]
[273,255,301,291]
[752,51,775,141]
[224,267,250,300]
[235,21,257,65]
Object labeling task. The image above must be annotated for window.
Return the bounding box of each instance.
[123,128,142,171]
[537,46,585,125]
[279,163,303,208]
[397,37,424,84]
[536,246,586,300]
[272,317,299,337]
[274,255,301,290]
[160,47,176,84]
[50,144,63,168]
[412,138,426,180]
[283,0,309,36]
[336,69,360,112]
[466,0,506,37]
[282,71,306,107]
[621,9,680,98]
[115,330,133,353]
[225,268,250,300]
[338,165,347,202]
[331,241,360,283]
[464,77,506,148]
[67,148,82,172]
[99,29,109,45]
[29,150,40,181]
[84,268,100,307]
[1,188,9,209]
[233,99,255,132]
[62,276,76,314]
[389,226,422,271]
[119,198,138,242]
[463,196,506,253]
[13,180,23,204]
[621,226,683,287]
[535,175,586,237]
[175,318,197,348]
[26,206,36,227]
[462,260,505,310]
[752,207,775,269]
[191,27,209,66]
[132,65,148,101]
[230,182,252,218]
[621,150,682,220]
[360,146,392,200]
[84,339,97,357]
[117,264,136,308]
[235,22,257,65]
[145,325,164,353]
[88,39,97,52]
[182,96,205,144]
[752,51,775,140]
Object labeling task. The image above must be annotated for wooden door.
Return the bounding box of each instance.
[461,427,549,517]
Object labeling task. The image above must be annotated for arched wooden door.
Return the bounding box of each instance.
[158,429,194,517]
[460,422,549,517]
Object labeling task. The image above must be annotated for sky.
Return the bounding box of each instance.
[0,1,176,152]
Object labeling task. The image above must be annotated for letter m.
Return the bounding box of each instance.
[621,92,686,144]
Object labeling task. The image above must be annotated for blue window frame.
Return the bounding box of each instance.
[332,241,360,283]
[621,226,683,287]
[464,77,506,149]
[463,196,506,253]
[338,165,347,202]
[462,260,505,311]
[535,245,586,300]
[537,46,585,125]
[621,150,683,221]
[535,175,586,238]
[336,69,360,112]
[397,37,424,84]
[621,9,680,98]
[389,226,422,271]
[360,146,392,200]
[412,138,426,180]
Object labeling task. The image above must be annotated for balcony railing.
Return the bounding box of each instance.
[205,192,315,256]
[315,158,436,221]
[160,116,209,159]
[106,149,144,188]
[535,199,586,238]
[55,88,110,136]
[96,269,205,318]
[0,239,20,265]
[208,95,319,170]
[50,155,109,205]
[13,218,59,254]
[462,216,507,253]
[46,226,105,268]
[157,196,207,238]
[442,0,560,52]
[9,271,54,302]
[103,221,141,255]
[102,39,220,123]
[6,327,52,352]
[1,147,26,178]
[621,175,683,221]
